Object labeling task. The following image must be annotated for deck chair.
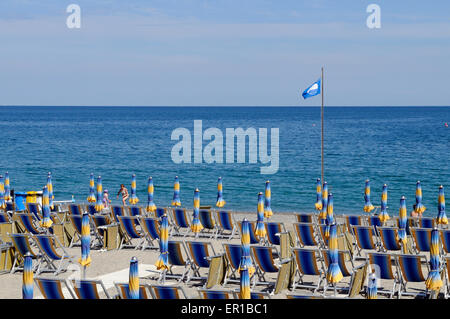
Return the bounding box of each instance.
[264,222,286,246]
[378,227,402,252]
[117,216,146,250]
[5,202,15,213]
[171,208,191,237]
[345,215,363,234]
[185,241,217,282]
[15,213,46,235]
[395,254,429,298]
[198,209,219,239]
[128,206,142,217]
[351,225,380,257]
[155,207,167,218]
[295,213,316,224]
[148,284,189,299]
[114,282,151,299]
[68,204,83,215]
[0,212,11,224]
[86,204,97,215]
[90,214,114,248]
[286,293,324,299]
[34,277,76,299]
[215,210,238,240]
[33,234,75,275]
[440,230,450,255]
[291,248,326,293]
[110,205,125,223]
[26,203,42,220]
[67,214,83,248]
[9,233,43,273]
[293,222,321,248]
[140,217,160,249]
[70,279,111,299]
[248,291,272,299]
[251,245,280,287]
[411,228,432,253]
[396,217,412,236]
[367,252,400,298]
[198,288,235,299]
[222,243,242,285]
[367,215,383,235]
[321,249,357,295]
[419,217,436,229]
[237,221,260,244]
[163,240,192,283]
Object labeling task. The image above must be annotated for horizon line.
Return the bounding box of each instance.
[1,105,450,108]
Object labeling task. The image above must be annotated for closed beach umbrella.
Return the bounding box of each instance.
[47,172,54,210]
[364,180,375,213]
[146,177,156,213]
[425,228,443,292]
[129,257,139,299]
[326,223,343,284]
[264,181,273,219]
[397,196,408,253]
[325,193,334,239]
[216,177,226,208]
[171,176,181,206]
[379,184,390,224]
[78,212,91,268]
[0,175,5,209]
[22,252,33,299]
[87,173,96,203]
[191,188,203,234]
[315,178,323,211]
[319,182,329,223]
[366,271,377,299]
[155,214,170,273]
[239,264,251,299]
[95,176,104,212]
[437,185,448,225]
[239,219,255,277]
[255,192,266,240]
[40,186,53,228]
[129,174,139,205]
[415,181,426,214]
[4,172,11,202]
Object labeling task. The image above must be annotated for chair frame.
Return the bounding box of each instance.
[148,284,189,299]
[184,240,218,283]
[34,277,76,299]
[117,215,146,250]
[170,208,191,237]
[214,210,238,240]
[32,234,75,275]
[366,252,401,298]
[291,247,326,293]
[394,253,430,298]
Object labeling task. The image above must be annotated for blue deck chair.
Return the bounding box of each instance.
[291,248,325,293]
[367,252,400,298]
[148,285,189,299]
[222,243,242,284]
[295,213,316,224]
[86,204,97,215]
[71,279,111,299]
[0,212,11,223]
[90,214,113,248]
[9,233,43,274]
[16,213,45,235]
[117,216,146,250]
[351,225,380,257]
[114,282,151,299]
[171,208,191,237]
[33,234,75,275]
[440,230,450,255]
[139,217,160,250]
[198,288,235,299]
[238,221,259,244]
[68,214,83,248]
[34,277,76,299]
[215,210,238,240]
[367,215,382,235]
[248,291,272,299]
[198,209,219,239]
[26,203,42,220]
[110,205,125,223]
[185,241,217,282]
[321,249,355,294]
[251,245,280,287]
[264,222,286,246]
[128,206,142,217]
[395,254,429,298]
[164,240,192,283]
[378,227,402,252]
[286,293,324,299]
[68,204,83,215]
[293,223,320,248]
[345,215,363,234]
[5,202,15,213]
[411,228,432,253]
[419,217,436,229]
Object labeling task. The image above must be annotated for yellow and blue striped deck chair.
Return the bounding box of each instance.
[71,279,111,299]
[250,245,280,287]
[198,209,219,239]
[345,215,363,234]
[264,222,286,247]
[155,207,167,218]
[440,230,450,256]
[110,205,125,223]
[0,212,11,223]
[68,214,83,248]
[114,282,151,299]
[238,221,259,244]
[68,204,83,216]
[198,288,235,299]
[286,293,324,299]
[90,214,113,248]
[411,228,432,254]
[321,249,359,295]
[295,213,316,224]
[117,216,146,250]
[33,234,75,275]
[148,284,189,299]
[171,208,191,237]
[351,225,380,257]
[378,226,402,252]
[419,217,436,229]
[185,240,217,282]
[367,252,400,298]
[164,240,192,283]
[16,213,45,235]
[222,243,242,284]
[140,217,160,250]
[9,233,42,274]
[293,223,320,248]
[395,254,429,298]
[248,291,272,299]
[215,210,238,240]
[26,203,42,221]
[86,204,97,216]
[34,277,76,299]
[128,206,142,217]
[367,215,383,236]
[291,248,326,293]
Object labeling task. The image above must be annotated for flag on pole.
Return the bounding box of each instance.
[302,79,321,99]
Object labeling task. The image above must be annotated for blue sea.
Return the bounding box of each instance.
[0,106,449,217]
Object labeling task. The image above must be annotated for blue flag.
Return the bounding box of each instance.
[302,79,321,99]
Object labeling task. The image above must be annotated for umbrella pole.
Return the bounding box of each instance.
[83,266,86,279]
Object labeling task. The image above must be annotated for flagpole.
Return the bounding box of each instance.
[321,67,324,183]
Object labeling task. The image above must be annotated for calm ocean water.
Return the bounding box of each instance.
[0,106,448,216]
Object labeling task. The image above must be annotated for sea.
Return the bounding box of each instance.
[0,106,448,217]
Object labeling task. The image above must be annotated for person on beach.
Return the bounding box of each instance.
[117,184,129,206]
[103,189,111,209]
[410,204,422,227]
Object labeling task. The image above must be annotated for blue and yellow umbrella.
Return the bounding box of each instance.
[426,228,443,292]
[129,174,139,205]
[155,214,170,271]
[264,181,273,219]
[216,177,226,208]
[319,182,329,223]
[95,176,104,212]
[364,180,375,213]
[4,172,11,202]
[326,223,343,284]
[325,193,334,239]
[238,219,255,277]
[47,172,54,210]
[239,264,251,299]
[437,185,448,225]
[87,173,96,203]
[78,212,91,268]
[0,175,5,209]
[22,252,33,299]
[171,176,181,207]
[146,177,156,213]
[379,184,390,224]
[415,181,426,214]
[397,196,408,253]
[366,271,377,299]
[315,178,322,211]
[129,257,139,299]
[40,186,53,228]
[191,188,203,234]
[255,192,266,240]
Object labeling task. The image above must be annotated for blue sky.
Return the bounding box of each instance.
[0,0,449,106]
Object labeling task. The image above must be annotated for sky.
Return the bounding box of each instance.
[0,0,449,106]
